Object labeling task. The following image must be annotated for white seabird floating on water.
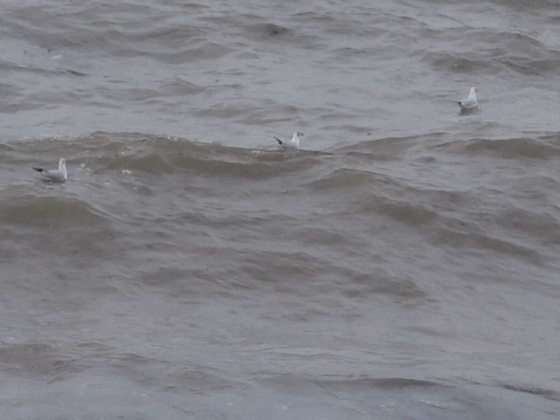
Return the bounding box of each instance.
[275,131,303,150]
[457,87,478,112]
[33,158,67,182]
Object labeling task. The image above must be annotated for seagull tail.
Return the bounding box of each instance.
[274,137,283,145]
[32,167,45,173]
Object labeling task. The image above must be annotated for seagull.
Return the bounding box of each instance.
[457,87,478,112]
[275,131,303,150]
[33,158,67,182]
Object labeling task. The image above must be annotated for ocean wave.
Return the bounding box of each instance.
[0,343,86,380]
[0,192,109,228]
[0,188,120,259]
[419,27,560,76]
[447,136,560,159]
[71,132,325,180]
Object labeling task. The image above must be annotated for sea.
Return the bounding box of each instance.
[1,0,560,418]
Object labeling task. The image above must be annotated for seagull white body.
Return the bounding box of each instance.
[275,131,303,150]
[457,87,478,111]
[33,158,67,182]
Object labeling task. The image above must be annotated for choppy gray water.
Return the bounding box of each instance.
[1,1,560,419]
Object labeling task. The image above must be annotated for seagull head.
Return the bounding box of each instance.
[290,131,303,146]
